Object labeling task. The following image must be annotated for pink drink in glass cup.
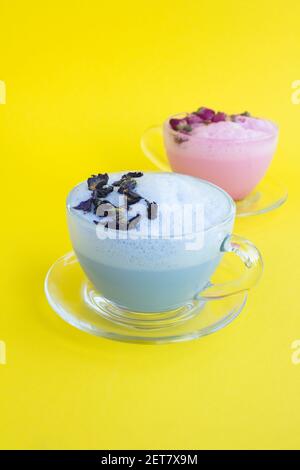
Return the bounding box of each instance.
[163,110,278,201]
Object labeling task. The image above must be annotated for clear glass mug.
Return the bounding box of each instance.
[141,114,278,201]
[67,173,263,313]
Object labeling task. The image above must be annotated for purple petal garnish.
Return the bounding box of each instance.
[125,190,142,205]
[82,171,159,232]
[169,118,192,132]
[113,173,143,186]
[212,112,227,123]
[196,107,215,121]
[126,172,143,178]
[117,178,137,194]
[73,198,93,212]
[87,173,109,190]
[95,185,114,198]
[169,118,182,130]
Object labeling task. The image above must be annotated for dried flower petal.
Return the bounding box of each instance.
[126,172,143,178]
[169,118,182,130]
[117,178,137,194]
[95,185,114,198]
[87,173,109,190]
[113,172,143,187]
[125,190,142,205]
[196,107,215,121]
[212,112,227,123]
[73,198,93,212]
[83,172,158,232]
[169,118,192,132]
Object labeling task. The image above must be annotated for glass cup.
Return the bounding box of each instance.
[67,173,263,313]
[141,114,279,201]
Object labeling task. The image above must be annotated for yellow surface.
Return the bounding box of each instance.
[0,0,300,450]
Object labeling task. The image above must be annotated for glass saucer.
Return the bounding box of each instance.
[44,252,248,344]
[235,179,287,217]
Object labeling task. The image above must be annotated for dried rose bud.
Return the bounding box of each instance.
[212,112,227,123]
[196,107,215,121]
[169,118,182,130]
[169,118,192,132]
[186,114,203,125]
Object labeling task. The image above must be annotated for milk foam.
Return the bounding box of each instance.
[178,117,277,141]
[67,172,234,270]
[68,172,233,233]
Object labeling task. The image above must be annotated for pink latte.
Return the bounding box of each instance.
[163,109,278,200]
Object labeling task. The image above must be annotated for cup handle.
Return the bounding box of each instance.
[199,234,263,300]
[141,126,171,172]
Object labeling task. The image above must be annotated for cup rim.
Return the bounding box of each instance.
[66,171,236,238]
[165,113,279,143]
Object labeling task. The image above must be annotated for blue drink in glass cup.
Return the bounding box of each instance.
[67,172,262,313]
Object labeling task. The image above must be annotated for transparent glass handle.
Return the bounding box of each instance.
[141,126,171,172]
[199,234,263,300]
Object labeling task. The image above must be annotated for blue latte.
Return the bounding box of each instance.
[67,172,235,312]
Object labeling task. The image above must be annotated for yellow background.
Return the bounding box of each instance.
[1,0,300,450]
